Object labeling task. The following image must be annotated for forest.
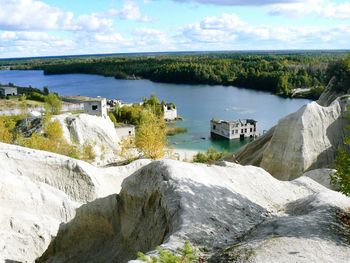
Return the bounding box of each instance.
[1,51,349,98]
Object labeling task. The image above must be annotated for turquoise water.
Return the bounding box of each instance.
[0,70,311,152]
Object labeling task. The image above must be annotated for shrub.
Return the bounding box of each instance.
[0,115,21,144]
[108,111,118,127]
[27,92,46,102]
[81,142,96,161]
[331,137,350,196]
[45,93,62,115]
[135,111,167,159]
[45,119,63,140]
[119,136,136,161]
[166,126,187,136]
[0,118,13,143]
[193,148,227,164]
[331,107,350,196]
[138,240,197,263]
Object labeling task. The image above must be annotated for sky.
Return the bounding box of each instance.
[0,0,349,58]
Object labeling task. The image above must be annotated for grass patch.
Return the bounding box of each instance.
[166,126,187,136]
[193,148,228,164]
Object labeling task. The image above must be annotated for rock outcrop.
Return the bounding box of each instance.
[37,160,350,263]
[0,167,79,263]
[55,113,121,165]
[0,142,150,262]
[318,78,350,107]
[234,97,349,180]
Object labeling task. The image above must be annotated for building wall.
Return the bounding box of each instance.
[115,126,135,140]
[211,120,257,140]
[83,99,107,118]
[164,106,177,121]
[0,87,17,96]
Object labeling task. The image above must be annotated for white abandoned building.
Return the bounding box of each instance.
[83,98,108,118]
[163,103,177,121]
[0,86,17,96]
[115,124,135,140]
[211,119,257,140]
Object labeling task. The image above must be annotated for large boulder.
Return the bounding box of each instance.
[0,170,79,263]
[0,142,150,262]
[54,113,121,165]
[0,142,149,203]
[235,97,349,180]
[37,160,350,263]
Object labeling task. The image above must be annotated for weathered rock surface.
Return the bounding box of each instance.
[0,142,150,262]
[0,142,149,203]
[302,168,338,191]
[0,170,79,263]
[235,97,349,180]
[318,78,350,107]
[55,113,121,165]
[37,160,350,263]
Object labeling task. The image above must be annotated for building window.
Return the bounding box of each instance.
[250,128,252,132]
[241,129,243,133]
[213,125,216,130]
[92,105,98,110]
[245,128,247,133]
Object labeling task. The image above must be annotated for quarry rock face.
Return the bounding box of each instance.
[0,142,150,262]
[235,97,349,180]
[55,113,121,165]
[36,160,350,263]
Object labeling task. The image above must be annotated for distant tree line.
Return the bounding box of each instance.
[5,51,349,98]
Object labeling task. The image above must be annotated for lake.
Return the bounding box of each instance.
[0,70,311,152]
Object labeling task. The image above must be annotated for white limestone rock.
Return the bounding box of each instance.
[37,160,350,263]
[302,168,338,191]
[0,142,150,263]
[236,97,349,180]
[54,113,121,165]
[0,142,150,203]
[0,170,79,263]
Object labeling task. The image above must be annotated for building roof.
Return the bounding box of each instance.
[211,118,257,125]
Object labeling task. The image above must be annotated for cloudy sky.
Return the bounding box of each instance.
[0,0,349,58]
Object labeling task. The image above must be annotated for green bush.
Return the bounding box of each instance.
[166,127,187,136]
[138,240,197,263]
[108,111,118,127]
[27,92,46,102]
[45,93,62,115]
[331,107,350,196]
[331,137,350,196]
[193,148,227,164]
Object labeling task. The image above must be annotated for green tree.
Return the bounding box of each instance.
[44,93,62,115]
[43,86,49,95]
[331,108,350,196]
[135,110,166,159]
[277,75,290,96]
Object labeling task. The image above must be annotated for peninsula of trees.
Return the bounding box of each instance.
[2,51,349,98]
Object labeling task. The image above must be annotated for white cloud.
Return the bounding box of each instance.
[0,30,76,57]
[269,0,350,19]
[179,13,350,49]
[174,0,298,6]
[0,0,153,35]
[107,1,152,22]
[0,0,116,32]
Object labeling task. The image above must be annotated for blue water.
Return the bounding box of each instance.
[0,70,311,152]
